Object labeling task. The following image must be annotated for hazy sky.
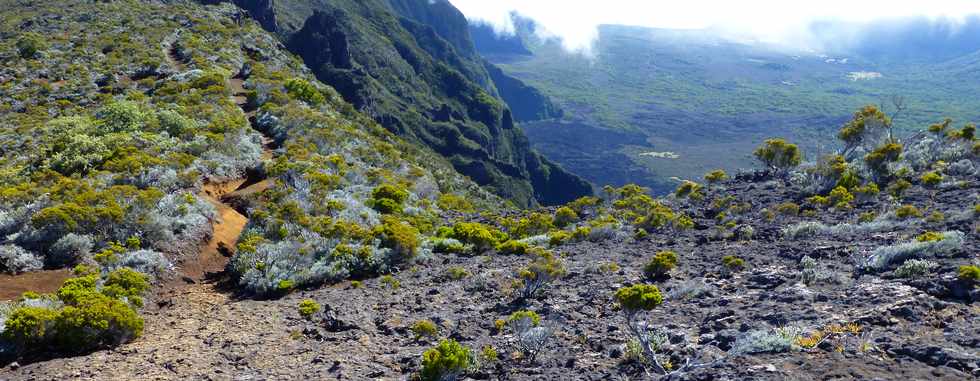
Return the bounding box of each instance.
[448,0,980,52]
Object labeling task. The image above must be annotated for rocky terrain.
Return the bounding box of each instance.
[4,172,979,380]
[0,1,978,380]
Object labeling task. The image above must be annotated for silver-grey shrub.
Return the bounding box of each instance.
[863,231,965,271]
[784,219,902,240]
[0,244,43,274]
[729,327,799,355]
[112,249,172,279]
[894,259,936,279]
[48,233,94,267]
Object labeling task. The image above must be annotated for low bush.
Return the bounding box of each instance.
[376,216,420,267]
[920,171,943,188]
[704,169,728,184]
[284,78,326,106]
[450,222,507,252]
[297,299,320,319]
[775,202,800,216]
[863,231,965,271]
[754,138,802,173]
[507,310,549,362]
[828,186,854,209]
[721,255,746,274]
[517,250,565,300]
[894,205,923,220]
[674,181,703,200]
[496,240,530,255]
[445,266,469,280]
[419,339,473,381]
[411,320,438,341]
[0,244,43,274]
[894,259,935,279]
[958,265,980,284]
[553,206,578,228]
[2,269,147,354]
[371,184,410,214]
[729,328,797,355]
[614,284,663,317]
[643,251,678,279]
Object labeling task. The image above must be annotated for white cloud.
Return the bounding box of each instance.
[449,0,980,53]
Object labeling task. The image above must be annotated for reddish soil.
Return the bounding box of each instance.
[0,270,72,301]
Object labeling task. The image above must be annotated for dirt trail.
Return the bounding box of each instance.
[0,270,72,301]
[169,74,274,284]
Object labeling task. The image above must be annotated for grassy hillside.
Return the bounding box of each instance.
[490,25,980,192]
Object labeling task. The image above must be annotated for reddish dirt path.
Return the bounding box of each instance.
[0,270,72,301]
[174,181,249,282]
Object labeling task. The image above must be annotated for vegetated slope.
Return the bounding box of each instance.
[0,0,500,364]
[234,0,588,206]
[481,23,980,193]
[6,108,979,379]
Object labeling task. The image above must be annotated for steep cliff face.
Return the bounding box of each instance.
[231,0,590,206]
[484,62,562,122]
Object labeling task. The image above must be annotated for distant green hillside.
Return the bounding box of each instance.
[487,24,980,192]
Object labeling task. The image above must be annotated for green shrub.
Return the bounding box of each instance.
[298,299,321,319]
[895,205,923,220]
[496,240,529,255]
[505,213,554,238]
[436,194,474,213]
[614,284,663,315]
[704,169,728,184]
[419,339,473,381]
[887,179,912,197]
[284,78,326,106]
[548,230,571,246]
[553,206,578,228]
[853,183,880,200]
[754,138,801,172]
[450,222,507,252]
[411,320,439,341]
[16,33,46,58]
[98,101,146,134]
[433,239,466,254]
[958,265,980,284]
[858,212,877,223]
[49,291,143,351]
[828,186,854,209]
[722,255,746,273]
[480,345,498,363]
[959,124,976,140]
[101,268,149,307]
[507,310,542,327]
[864,142,903,178]
[377,216,419,265]
[643,251,678,279]
[674,180,703,200]
[380,275,400,289]
[445,266,469,280]
[838,105,890,145]
[920,171,943,188]
[775,202,800,216]
[1,306,59,346]
[371,184,409,214]
[517,250,565,300]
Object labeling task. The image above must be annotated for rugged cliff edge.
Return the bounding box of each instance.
[233,0,589,206]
